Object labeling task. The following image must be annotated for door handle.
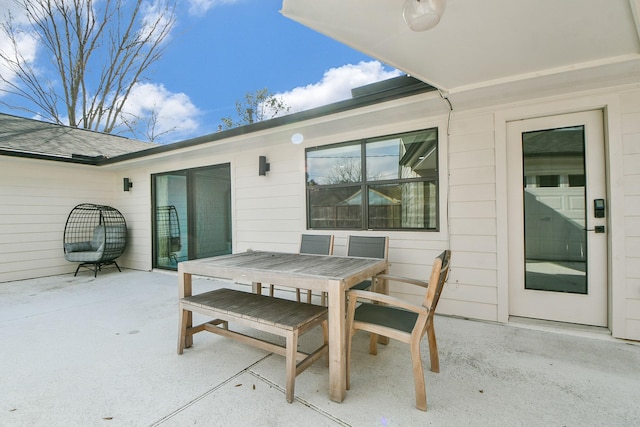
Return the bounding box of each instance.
[585,226,605,233]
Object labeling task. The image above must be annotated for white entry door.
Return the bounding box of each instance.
[507,110,607,327]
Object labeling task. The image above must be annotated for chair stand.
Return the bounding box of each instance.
[74,260,122,278]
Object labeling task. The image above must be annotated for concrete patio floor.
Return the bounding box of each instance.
[1,269,639,427]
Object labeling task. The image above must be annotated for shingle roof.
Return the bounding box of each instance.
[0,113,155,162]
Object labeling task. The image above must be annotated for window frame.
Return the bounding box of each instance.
[305,128,440,232]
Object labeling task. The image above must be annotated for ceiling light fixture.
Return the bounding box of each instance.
[403,0,446,32]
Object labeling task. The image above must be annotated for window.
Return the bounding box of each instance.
[306,128,438,230]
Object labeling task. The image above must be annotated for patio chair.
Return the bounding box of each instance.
[270,234,334,303]
[347,235,389,291]
[63,203,128,277]
[345,250,451,411]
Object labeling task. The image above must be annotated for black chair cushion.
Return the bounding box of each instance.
[354,302,418,334]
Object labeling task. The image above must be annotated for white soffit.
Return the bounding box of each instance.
[281,0,640,96]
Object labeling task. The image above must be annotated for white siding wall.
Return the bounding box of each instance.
[2,83,639,341]
[234,145,308,253]
[443,112,499,321]
[112,168,153,272]
[0,157,117,282]
[620,88,640,338]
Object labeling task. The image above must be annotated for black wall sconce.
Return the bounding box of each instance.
[259,156,270,176]
[123,177,133,191]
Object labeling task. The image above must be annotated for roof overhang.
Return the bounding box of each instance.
[281,0,640,108]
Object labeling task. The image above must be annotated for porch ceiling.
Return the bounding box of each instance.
[281,0,640,106]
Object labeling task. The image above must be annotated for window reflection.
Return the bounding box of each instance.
[522,126,587,294]
[306,144,361,185]
[366,130,438,181]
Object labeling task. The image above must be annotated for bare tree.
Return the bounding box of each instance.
[324,159,362,184]
[0,0,176,136]
[221,88,290,130]
[120,106,176,143]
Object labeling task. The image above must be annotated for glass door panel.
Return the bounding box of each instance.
[191,165,232,258]
[153,164,231,270]
[154,173,187,268]
[522,126,587,294]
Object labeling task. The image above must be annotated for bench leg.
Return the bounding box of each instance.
[322,320,329,367]
[285,329,299,403]
[177,307,191,354]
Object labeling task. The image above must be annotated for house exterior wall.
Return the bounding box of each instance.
[2,83,638,341]
[621,88,640,339]
[0,157,118,282]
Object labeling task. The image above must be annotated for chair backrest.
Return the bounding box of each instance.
[423,250,452,311]
[91,225,105,252]
[346,235,388,260]
[299,234,334,255]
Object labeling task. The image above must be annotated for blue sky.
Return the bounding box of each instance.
[0,0,401,143]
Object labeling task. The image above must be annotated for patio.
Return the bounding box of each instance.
[1,269,639,426]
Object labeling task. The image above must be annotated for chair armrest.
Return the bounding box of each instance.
[348,289,428,314]
[374,274,429,289]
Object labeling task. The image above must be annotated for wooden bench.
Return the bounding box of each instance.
[178,288,328,403]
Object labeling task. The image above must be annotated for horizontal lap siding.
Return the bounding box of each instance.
[234,146,307,254]
[115,171,152,272]
[0,158,116,282]
[442,113,498,321]
[621,89,640,339]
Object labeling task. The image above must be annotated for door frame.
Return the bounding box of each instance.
[493,93,625,336]
[506,110,607,326]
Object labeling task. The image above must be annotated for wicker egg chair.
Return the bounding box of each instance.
[63,203,128,277]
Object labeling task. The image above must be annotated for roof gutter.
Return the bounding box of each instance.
[0,148,106,165]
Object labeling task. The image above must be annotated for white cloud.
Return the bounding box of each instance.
[187,0,242,16]
[123,82,201,143]
[139,0,176,44]
[0,0,30,25]
[272,61,402,116]
[0,27,38,94]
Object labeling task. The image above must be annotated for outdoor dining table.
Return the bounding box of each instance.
[178,250,388,403]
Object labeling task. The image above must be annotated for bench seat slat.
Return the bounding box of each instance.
[183,288,327,330]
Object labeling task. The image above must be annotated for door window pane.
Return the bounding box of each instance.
[154,173,187,268]
[522,126,587,294]
[192,166,232,258]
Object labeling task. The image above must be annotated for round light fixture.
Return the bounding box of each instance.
[403,0,446,32]
[291,133,304,145]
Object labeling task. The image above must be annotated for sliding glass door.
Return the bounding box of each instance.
[153,163,231,269]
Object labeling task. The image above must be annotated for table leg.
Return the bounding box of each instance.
[327,279,346,402]
[179,267,194,348]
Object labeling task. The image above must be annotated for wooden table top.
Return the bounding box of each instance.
[180,250,386,284]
